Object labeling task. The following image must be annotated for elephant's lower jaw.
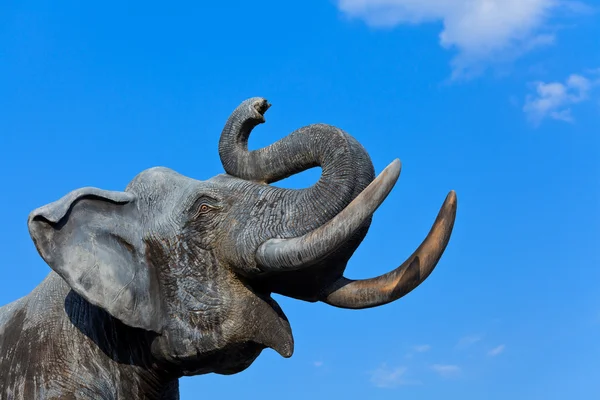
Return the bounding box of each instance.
[253,293,294,358]
[150,292,294,377]
[150,336,269,377]
[211,292,294,375]
[227,279,295,361]
[181,342,267,376]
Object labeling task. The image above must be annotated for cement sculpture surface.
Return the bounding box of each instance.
[0,98,457,399]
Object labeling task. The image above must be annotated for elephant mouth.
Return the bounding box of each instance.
[172,289,293,376]
[204,291,293,376]
[247,290,294,359]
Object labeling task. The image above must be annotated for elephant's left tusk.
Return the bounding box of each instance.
[322,191,457,309]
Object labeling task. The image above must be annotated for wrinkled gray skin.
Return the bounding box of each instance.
[0,98,457,399]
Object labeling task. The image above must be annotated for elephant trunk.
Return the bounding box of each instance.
[218,98,375,236]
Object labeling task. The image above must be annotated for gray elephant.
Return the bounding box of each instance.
[0,98,457,399]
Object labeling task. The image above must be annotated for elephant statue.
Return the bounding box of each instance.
[0,97,457,399]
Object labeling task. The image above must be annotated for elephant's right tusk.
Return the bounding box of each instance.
[254,159,401,272]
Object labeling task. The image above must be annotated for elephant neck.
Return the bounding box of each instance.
[1,272,180,399]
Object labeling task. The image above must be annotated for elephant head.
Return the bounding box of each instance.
[26,97,457,377]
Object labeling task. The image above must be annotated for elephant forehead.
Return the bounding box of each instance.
[126,167,201,206]
[126,168,233,220]
[127,167,191,193]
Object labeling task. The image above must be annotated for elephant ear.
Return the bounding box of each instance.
[28,187,164,333]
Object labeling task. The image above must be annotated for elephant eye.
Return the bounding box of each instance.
[194,202,220,218]
[189,195,221,219]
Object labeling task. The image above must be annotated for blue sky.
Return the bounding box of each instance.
[1,0,599,398]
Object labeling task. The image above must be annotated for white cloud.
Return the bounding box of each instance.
[313,361,324,367]
[431,364,461,378]
[488,345,506,356]
[405,344,432,358]
[523,71,599,125]
[413,344,432,353]
[336,0,584,77]
[369,364,420,388]
[456,334,482,349]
